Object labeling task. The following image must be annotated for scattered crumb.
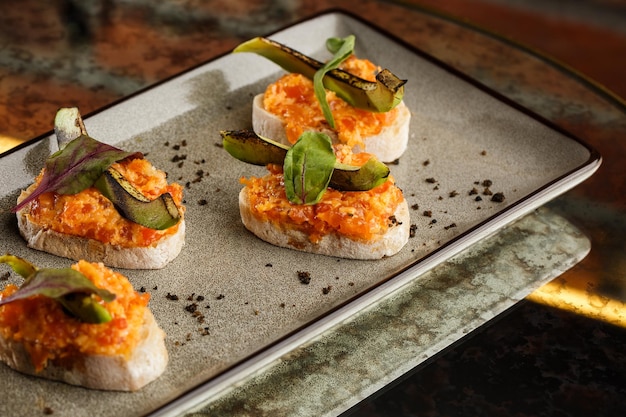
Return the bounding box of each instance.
[297,271,311,285]
[491,192,505,202]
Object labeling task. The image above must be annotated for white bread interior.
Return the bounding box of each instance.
[0,309,168,391]
[239,188,410,260]
[251,93,411,163]
[16,192,185,270]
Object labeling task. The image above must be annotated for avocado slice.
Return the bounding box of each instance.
[94,167,181,230]
[220,130,390,191]
[233,37,406,113]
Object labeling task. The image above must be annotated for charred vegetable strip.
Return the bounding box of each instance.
[233,36,406,113]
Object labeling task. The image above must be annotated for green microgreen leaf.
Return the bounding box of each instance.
[284,131,336,205]
[0,254,116,323]
[12,135,142,213]
[313,35,355,129]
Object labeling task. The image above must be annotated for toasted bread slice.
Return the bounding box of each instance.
[0,309,167,391]
[239,188,410,260]
[15,196,185,270]
[0,260,168,391]
[252,93,411,163]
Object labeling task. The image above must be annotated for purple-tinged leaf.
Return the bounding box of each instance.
[0,267,115,307]
[12,135,142,212]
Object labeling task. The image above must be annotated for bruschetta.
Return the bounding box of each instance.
[0,254,168,391]
[12,108,185,270]
[221,130,410,259]
[234,36,411,163]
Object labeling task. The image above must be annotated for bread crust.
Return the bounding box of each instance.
[0,309,168,391]
[15,193,185,270]
[239,188,410,260]
[251,93,411,162]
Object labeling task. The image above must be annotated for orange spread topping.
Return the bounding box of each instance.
[22,158,184,247]
[241,150,404,243]
[0,260,150,371]
[262,55,399,149]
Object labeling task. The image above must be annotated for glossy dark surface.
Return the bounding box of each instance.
[1,1,625,415]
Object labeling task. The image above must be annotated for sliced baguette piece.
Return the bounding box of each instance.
[251,93,411,163]
[0,309,168,391]
[239,188,410,260]
[15,198,185,270]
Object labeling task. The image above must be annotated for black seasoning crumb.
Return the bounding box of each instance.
[297,271,311,285]
[348,282,355,286]
[423,210,432,217]
[449,190,459,198]
[482,179,493,187]
[139,286,146,293]
[481,150,487,155]
[411,203,419,210]
[265,263,273,267]
[182,140,187,147]
[409,224,417,238]
[198,199,208,206]
[475,196,483,202]
[185,303,198,313]
[153,286,158,290]
[43,407,54,415]
[164,141,170,147]
[425,177,437,184]
[430,219,437,224]
[444,223,457,230]
[491,192,505,202]
[1,271,10,281]
[166,293,179,301]
[423,159,430,166]
[216,294,225,300]
[388,215,402,227]
[196,295,205,302]
[173,144,180,151]
[322,285,332,295]
[280,302,286,308]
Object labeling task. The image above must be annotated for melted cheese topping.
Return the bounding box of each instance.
[0,260,150,371]
[262,55,400,150]
[242,151,405,243]
[21,158,185,248]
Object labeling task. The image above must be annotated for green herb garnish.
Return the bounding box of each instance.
[313,35,355,128]
[12,135,141,213]
[0,254,116,323]
[283,131,337,205]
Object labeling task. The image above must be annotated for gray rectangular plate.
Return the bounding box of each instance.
[0,11,600,417]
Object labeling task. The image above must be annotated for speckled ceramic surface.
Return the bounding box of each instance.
[0,11,600,417]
